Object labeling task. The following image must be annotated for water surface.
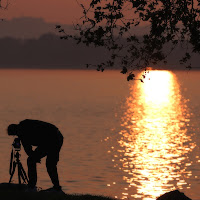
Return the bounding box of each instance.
[0,69,199,200]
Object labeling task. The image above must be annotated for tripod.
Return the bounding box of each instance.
[9,141,29,184]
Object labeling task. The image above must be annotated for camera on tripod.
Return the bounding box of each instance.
[9,137,29,185]
[12,137,21,151]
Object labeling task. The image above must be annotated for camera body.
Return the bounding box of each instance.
[12,137,21,151]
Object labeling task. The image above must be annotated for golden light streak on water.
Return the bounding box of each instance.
[114,71,196,200]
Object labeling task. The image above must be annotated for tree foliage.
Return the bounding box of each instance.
[57,0,200,80]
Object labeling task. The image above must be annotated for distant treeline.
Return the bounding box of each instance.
[0,33,200,69]
[0,33,108,69]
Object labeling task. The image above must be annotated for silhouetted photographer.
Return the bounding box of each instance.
[7,119,64,192]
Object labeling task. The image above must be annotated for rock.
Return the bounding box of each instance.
[156,190,192,200]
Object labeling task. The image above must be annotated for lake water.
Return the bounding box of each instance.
[0,69,200,200]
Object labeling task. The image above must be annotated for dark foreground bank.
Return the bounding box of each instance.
[0,183,192,200]
[0,183,114,200]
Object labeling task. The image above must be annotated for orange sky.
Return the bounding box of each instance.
[2,0,83,24]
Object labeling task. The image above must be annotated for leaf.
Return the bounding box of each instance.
[55,25,61,29]
[121,67,127,74]
[127,73,135,81]
[86,64,90,68]
[60,36,68,40]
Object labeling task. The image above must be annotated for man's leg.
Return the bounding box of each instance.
[46,158,60,189]
[27,147,47,188]
[46,135,63,190]
[27,156,37,188]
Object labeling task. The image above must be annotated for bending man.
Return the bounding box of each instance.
[7,119,64,192]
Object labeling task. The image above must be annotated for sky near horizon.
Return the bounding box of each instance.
[2,0,83,24]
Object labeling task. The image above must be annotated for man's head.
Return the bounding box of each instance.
[7,124,18,136]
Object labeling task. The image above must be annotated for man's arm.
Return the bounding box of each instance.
[20,138,33,156]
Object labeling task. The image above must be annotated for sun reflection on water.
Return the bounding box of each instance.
[112,71,196,200]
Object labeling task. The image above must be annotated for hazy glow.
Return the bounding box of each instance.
[4,0,82,24]
[112,71,195,199]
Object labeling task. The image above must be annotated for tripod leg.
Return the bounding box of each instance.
[9,149,14,175]
[9,161,16,183]
[18,162,21,184]
[19,162,29,184]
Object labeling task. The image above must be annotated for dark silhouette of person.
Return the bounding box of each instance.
[7,119,64,192]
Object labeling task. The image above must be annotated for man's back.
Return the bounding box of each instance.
[18,119,60,147]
